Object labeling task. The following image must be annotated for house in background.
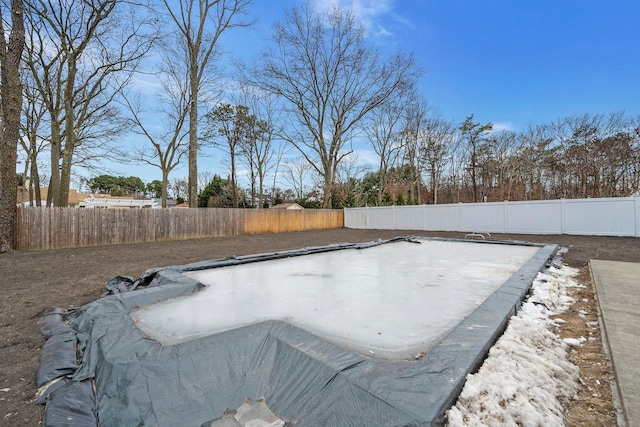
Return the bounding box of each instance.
[271,202,304,210]
[80,194,160,208]
[17,186,89,207]
[17,185,160,208]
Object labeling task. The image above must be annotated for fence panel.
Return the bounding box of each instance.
[459,203,506,233]
[343,208,369,229]
[16,207,344,251]
[392,206,425,230]
[504,200,563,234]
[364,206,395,229]
[563,198,637,236]
[422,205,461,231]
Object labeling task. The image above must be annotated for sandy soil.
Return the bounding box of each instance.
[1,229,638,426]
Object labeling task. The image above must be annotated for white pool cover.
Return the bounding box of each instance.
[132,240,540,359]
[61,237,559,427]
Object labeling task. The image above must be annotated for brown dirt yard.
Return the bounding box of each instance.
[1,229,639,426]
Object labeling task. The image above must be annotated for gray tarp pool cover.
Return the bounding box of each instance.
[36,237,559,426]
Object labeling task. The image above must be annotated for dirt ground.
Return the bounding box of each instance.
[1,228,638,426]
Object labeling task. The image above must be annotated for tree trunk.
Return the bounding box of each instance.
[58,146,74,207]
[431,170,438,204]
[48,122,62,206]
[188,58,199,208]
[57,58,78,208]
[258,169,264,209]
[471,148,478,203]
[413,171,421,204]
[322,168,334,209]
[30,158,42,206]
[0,0,25,252]
[230,150,238,208]
[377,158,385,206]
[161,169,169,208]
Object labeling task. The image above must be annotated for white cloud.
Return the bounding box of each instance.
[491,121,518,132]
[131,74,163,95]
[351,148,379,166]
[374,23,393,37]
[390,12,416,31]
[316,0,396,38]
[352,0,392,25]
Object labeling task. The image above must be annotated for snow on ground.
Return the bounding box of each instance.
[446,264,583,426]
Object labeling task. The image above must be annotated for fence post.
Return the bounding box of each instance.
[560,198,566,235]
[365,206,370,228]
[392,205,397,229]
[503,201,509,233]
[422,205,427,230]
[635,196,640,237]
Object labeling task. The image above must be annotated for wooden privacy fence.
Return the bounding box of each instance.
[15,207,344,251]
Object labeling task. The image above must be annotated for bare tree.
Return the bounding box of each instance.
[399,98,428,204]
[236,88,282,208]
[387,111,640,204]
[23,7,63,205]
[514,123,557,200]
[625,115,640,194]
[163,0,252,207]
[170,177,188,202]
[555,112,634,198]
[364,92,410,205]
[19,75,48,206]
[485,130,522,200]
[442,130,466,204]
[122,65,190,207]
[459,114,493,202]
[420,114,457,204]
[203,103,255,207]
[596,130,637,197]
[250,3,420,208]
[24,0,155,207]
[269,141,289,207]
[283,157,313,201]
[333,152,369,208]
[197,171,216,195]
[0,0,25,252]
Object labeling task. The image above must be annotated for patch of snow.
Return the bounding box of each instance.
[563,336,586,347]
[208,398,286,427]
[446,265,581,426]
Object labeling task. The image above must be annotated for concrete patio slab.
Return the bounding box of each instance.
[590,260,640,427]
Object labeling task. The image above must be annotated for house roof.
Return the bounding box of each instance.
[17,186,90,207]
[17,186,158,208]
[271,203,304,210]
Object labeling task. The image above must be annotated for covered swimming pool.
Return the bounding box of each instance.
[40,237,559,426]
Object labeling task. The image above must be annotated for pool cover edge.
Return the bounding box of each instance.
[46,237,558,427]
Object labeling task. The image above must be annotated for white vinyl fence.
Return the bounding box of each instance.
[344,196,640,237]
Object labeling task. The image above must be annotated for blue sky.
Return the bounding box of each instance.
[246,0,638,132]
[403,0,640,130]
[71,0,640,187]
